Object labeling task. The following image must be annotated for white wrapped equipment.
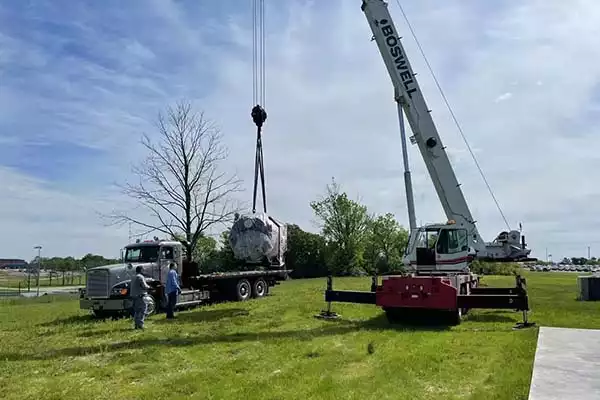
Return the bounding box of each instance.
[229,212,287,267]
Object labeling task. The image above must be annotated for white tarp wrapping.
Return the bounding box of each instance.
[229,212,287,266]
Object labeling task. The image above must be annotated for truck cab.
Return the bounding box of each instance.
[79,239,184,318]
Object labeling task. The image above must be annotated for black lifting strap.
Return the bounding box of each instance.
[251,104,268,214]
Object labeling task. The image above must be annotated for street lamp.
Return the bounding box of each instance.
[34,246,42,297]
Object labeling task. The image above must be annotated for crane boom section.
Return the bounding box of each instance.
[361,0,484,247]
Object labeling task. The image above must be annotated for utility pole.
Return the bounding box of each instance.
[588,246,591,260]
[545,247,548,263]
[34,246,42,297]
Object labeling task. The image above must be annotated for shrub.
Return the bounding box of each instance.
[470,260,522,276]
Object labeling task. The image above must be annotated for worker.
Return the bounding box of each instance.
[130,265,150,329]
[165,262,181,319]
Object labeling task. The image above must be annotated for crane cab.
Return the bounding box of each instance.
[404,221,471,273]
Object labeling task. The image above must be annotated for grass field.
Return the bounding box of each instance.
[1,272,599,400]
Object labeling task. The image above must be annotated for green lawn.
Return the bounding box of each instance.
[0,272,598,400]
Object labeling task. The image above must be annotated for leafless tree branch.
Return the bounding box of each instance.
[103,100,243,260]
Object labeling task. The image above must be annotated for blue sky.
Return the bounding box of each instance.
[2,0,600,261]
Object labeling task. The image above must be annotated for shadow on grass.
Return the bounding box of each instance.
[464,313,515,323]
[38,314,98,327]
[1,314,456,362]
[78,328,134,338]
[154,308,250,324]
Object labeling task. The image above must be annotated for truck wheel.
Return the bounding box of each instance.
[252,278,267,298]
[144,295,157,316]
[235,279,252,301]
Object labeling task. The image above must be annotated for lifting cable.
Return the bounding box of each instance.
[394,0,512,231]
[251,0,268,214]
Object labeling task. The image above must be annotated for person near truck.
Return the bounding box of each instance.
[130,266,150,329]
[165,262,181,319]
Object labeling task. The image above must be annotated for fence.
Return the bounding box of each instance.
[1,271,85,298]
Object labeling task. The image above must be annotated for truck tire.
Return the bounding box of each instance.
[144,295,157,316]
[234,279,252,301]
[252,278,267,298]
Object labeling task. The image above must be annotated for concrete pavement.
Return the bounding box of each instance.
[528,326,600,400]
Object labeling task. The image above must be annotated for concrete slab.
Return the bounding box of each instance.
[529,326,600,400]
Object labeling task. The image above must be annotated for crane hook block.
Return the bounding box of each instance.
[251,105,267,128]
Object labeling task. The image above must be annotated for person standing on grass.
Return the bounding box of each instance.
[165,262,181,319]
[130,266,150,329]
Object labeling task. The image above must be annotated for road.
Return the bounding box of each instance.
[0,285,83,297]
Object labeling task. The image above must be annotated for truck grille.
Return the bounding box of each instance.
[86,269,109,298]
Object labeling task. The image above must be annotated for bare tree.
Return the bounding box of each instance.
[108,101,243,261]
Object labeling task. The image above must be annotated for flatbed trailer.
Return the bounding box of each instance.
[318,272,533,327]
[183,269,289,304]
[81,268,290,318]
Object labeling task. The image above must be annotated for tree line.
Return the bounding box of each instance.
[64,101,570,278]
[174,178,410,278]
[98,102,411,278]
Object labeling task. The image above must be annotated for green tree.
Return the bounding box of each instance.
[285,224,328,278]
[310,178,371,275]
[364,213,409,274]
[171,232,218,264]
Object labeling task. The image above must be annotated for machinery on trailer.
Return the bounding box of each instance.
[80,238,288,318]
[228,0,289,270]
[318,0,537,326]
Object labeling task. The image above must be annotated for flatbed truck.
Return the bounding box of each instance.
[79,239,289,318]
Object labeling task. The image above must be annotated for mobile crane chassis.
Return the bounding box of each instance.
[317,0,536,328]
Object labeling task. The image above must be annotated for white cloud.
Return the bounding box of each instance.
[495,92,512,102]
[2,0,600,260]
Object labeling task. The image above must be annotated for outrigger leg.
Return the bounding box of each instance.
[315,276,341,320]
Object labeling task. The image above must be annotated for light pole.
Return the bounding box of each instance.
[34,246,42,296]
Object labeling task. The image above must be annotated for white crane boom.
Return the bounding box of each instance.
[360,0,534,270]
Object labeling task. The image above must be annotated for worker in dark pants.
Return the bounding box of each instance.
[130,266,150,329]
[165,262,181,319]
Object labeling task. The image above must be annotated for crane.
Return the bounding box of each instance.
[361,0,534,272]
[316,0,536,327]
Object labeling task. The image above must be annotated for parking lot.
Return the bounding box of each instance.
[526,264,600,273]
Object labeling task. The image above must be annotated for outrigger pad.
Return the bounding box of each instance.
[513,321,536,330]
[314,310,341,320]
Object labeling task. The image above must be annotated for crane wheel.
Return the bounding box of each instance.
[460,284,469,316]
[384,307,405,324]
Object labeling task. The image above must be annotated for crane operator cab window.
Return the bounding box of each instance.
[415,227,468,266]
[436,228,468,255]
[415,228,440,266]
